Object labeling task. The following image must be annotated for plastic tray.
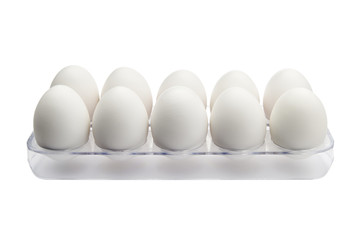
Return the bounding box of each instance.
[27,126,334,180]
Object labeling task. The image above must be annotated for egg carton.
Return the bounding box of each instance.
[27,125,334,180]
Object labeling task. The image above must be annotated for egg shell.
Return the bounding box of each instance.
[210,87,266,150]
[33,85,90,150]
[92,86,149,151]
[210,71,260,110]
[157,70,207,107]
[270,88,327,150]
[151,86,208,151]
[263,68,312,119]
[51,65,99,120]
[101,67,153,117]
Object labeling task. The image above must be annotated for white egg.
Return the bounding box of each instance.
[263,68,312,119]
[157,70,207,107]
[92,86,148,151]
[101,67,153,117]
[211,87,266,150]
[210,71,259,110]
[270,88,327,150]
[51,65,99,119]
[151,86,208,151]
[33,85,90,150]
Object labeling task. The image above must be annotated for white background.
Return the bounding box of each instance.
[0,0,359,239]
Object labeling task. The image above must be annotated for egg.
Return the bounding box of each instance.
[92,86,148,151]
[157,70,207,107]
[33,85,90,150]
[101,67,153,117]
[210,71,259,110]
[151,86,208,151]
[263,68,312,119]
[270,88,327,150]
[51,65,99,119]
[210,87,266,150]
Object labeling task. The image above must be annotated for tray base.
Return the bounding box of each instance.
[27,127,334,180]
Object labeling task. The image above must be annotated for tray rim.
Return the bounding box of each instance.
[27,127,334,157]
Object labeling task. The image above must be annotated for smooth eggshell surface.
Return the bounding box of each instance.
[270,88,327,150]
[211,87,266,150]
[101,67,153,117]
[33,85,90,150]
[157,70,207,107]
[51,65,99,120]
[263,68,312,119]
[151,86,208,151]
[92,86,149,151]
[210,71,260,110]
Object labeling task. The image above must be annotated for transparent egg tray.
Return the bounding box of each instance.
[27,125,334,180]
